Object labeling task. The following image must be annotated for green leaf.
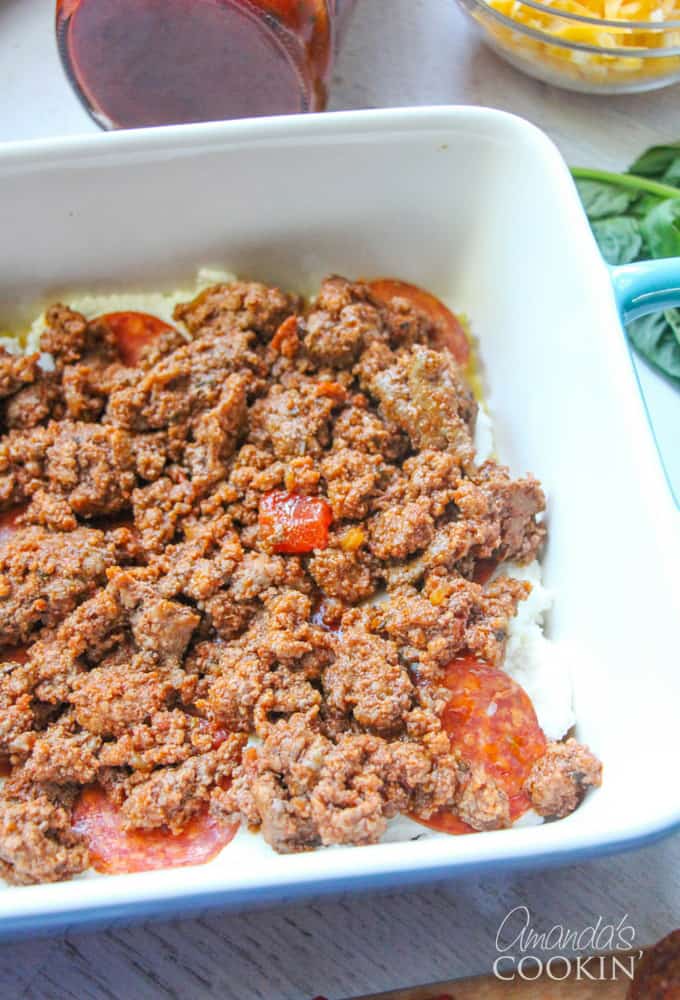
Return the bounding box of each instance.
[627,193,664,256]
[663,306,680,344]
[627,310,680,379]
[572,156,680,378]
[590,216,642,265]
[662,159,680,187]
[628,191,663,219]
[628,143,680,185]
[639,198,680,258]
[574,178,639,220]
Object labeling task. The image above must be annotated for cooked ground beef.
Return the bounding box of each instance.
[214,712,461,853]
[0,525,116,645]
[0,348,40,401]
[106,328,262,432]
[0,792,89,885]
[302,276,388,367]
[173,280,300,340]
[367,344,477,463]
[248,375,339,459]
[525,738,602,817]
[456,763,511,831]
[375,575,530,670]
[120,736,246,833]
[323,626,414,736]
[0,659,38,761]
[307,540,380,604]
[0,275,597,885]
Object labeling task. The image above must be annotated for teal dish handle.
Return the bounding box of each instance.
[610,258,680,510]
[611,258,680,322]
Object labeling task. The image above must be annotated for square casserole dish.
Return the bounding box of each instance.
[0,106,678,937]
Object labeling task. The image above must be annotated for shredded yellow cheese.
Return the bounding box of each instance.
[479,0,680,87]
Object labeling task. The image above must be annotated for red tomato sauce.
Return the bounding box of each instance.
[94,311,173,367]
[259,490,333,554]
[57,0,327,129]
[415,656,546,835]
[73,786,238,875]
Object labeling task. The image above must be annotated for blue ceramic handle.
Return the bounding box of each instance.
[611,258,680,323]
[611,258,680,511]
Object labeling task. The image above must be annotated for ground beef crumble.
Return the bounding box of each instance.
[0,276,599,884]
[525,738,602,818]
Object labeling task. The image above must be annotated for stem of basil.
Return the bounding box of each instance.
[571,167,680,201]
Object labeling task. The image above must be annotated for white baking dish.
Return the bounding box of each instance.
[0,106,679,938]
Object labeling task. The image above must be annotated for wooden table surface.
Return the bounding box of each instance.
[2,2,680,998]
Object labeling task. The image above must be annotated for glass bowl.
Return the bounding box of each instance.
[456,0,680,93]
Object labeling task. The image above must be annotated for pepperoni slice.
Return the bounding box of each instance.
[415,656,546,836]
[367,278,470,366]
[94,311,174,367]
[72,786,238,875]
[259,490,333,554]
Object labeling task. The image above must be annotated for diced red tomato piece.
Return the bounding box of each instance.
[414,656,546,835]
[259,490,333,554]
[314,381,348,403]
[72,786,238,874]
[367,278,470,366]
[270,315,300,357]
[94,311,175,367]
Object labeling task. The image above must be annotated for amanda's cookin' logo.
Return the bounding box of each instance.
[493,905,643,983]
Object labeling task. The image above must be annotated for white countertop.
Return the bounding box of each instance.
[2,2,680,998]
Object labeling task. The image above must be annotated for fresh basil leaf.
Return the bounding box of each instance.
[573,154,680,379]
[628,143,680,184]
[640,198,680,258]
[629,191,663,219]
[574,178,639,220]
[662,159,680,187]
[591,216,642,265]
[627,310,680,379]
[630,195,664,258]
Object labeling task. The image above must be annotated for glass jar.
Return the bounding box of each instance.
[56,0,356,129]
